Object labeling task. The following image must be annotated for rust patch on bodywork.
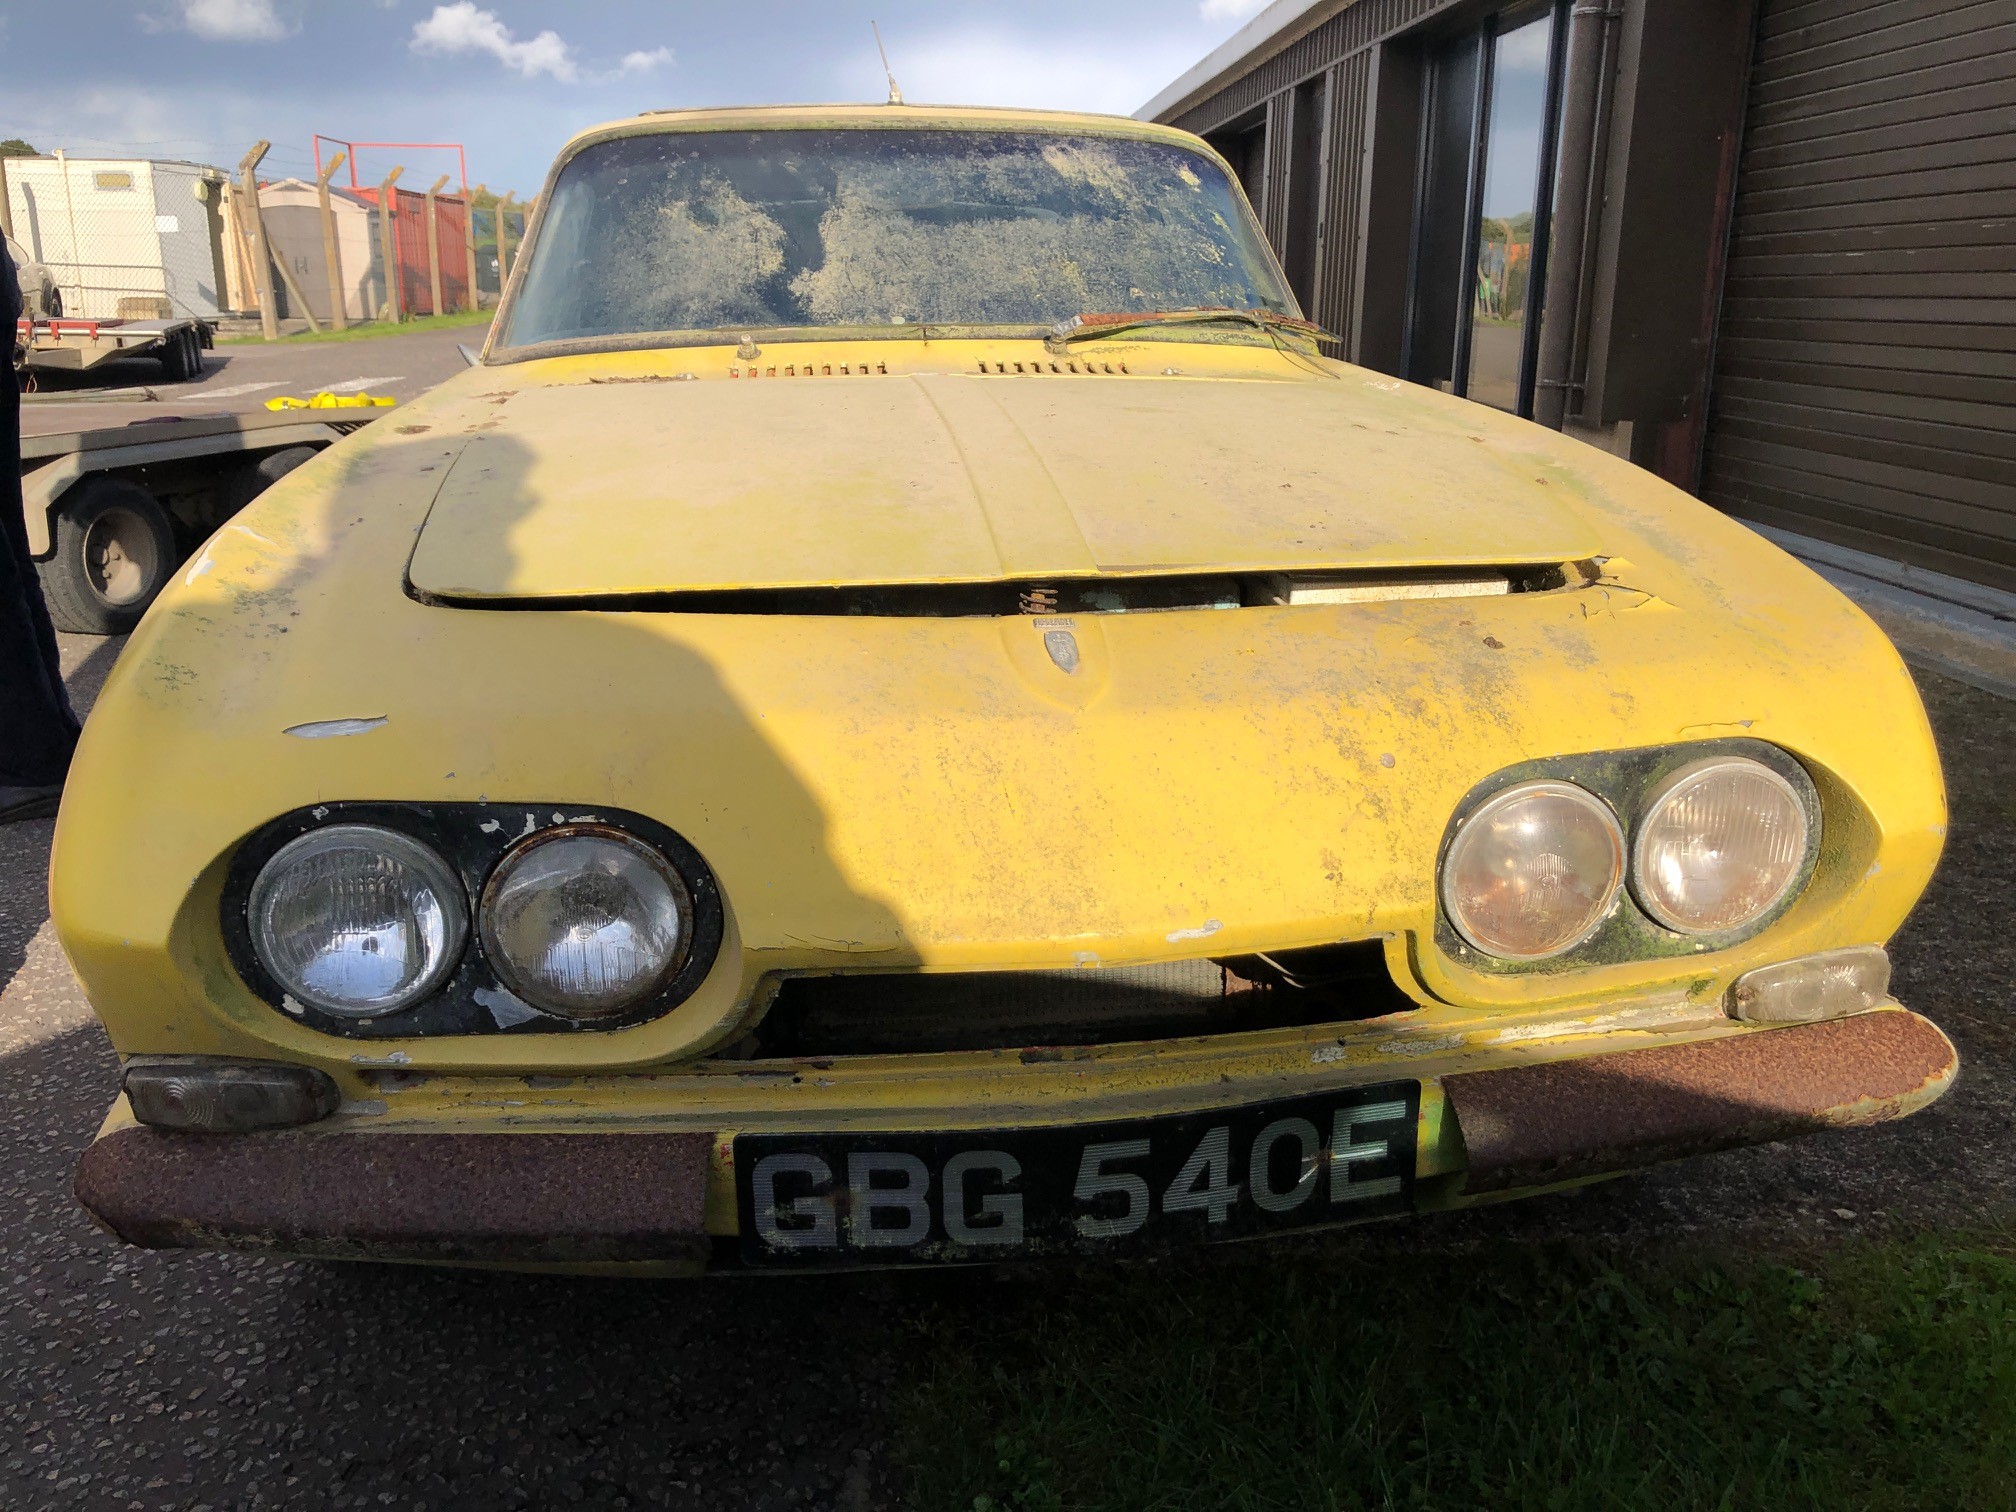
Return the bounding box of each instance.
[1444,1009,1956,1193]
[75,1128,712,1262]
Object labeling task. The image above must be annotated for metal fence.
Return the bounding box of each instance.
[5,144,533,331]
[2,153,238,321]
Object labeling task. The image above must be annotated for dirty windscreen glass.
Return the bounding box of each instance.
[501,129,1293,347]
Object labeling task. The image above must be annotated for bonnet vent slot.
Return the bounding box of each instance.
[978,359,1131,375]
[728,361,891,379]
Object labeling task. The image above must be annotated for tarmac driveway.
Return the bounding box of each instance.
[18,324,480,439]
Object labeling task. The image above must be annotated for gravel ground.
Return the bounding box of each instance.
[1,636,2010,1510]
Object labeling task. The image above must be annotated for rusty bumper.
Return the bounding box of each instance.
[1444,1008,1958,1194]
[74,1129,713,1263]
[73,1010,1956,1263]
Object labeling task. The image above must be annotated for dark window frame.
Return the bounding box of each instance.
[1402,0,1571,417]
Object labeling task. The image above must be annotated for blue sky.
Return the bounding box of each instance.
[1,1,1269,194]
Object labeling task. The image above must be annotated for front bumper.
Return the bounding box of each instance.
[75,1007,1957,1268]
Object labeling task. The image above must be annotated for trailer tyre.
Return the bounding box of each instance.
[224,445,320,516]
[38,478,180,635]
[159,328,201,383]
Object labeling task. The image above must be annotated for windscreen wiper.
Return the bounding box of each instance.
[1045,307,1341,352]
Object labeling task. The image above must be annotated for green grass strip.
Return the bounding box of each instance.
[899,1232,2016,1511]
[216,309,494,345]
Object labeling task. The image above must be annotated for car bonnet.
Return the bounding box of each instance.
[402,358,1605,603]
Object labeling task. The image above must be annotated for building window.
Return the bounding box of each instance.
[1404,0,1568,417]
[1205,113,1268,213]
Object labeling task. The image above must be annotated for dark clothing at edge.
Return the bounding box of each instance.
[1,235,81,788]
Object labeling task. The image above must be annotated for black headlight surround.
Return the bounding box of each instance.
[221,802,725,1038]
[1433,739,1822,976]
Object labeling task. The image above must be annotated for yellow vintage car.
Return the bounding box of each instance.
[58,105,1954,1272]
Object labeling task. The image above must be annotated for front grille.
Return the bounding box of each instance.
[740,942,1417,1058]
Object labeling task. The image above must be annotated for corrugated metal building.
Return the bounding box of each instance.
[351,184,471,318]
[1141,0,2015,595]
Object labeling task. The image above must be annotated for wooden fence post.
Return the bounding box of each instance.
[238,140,279,341]
[377,167,404,322]
[317,150,348,332]
[270,247,323,334]
[464,182,483,313]
[424,173,449,317]
[223,183,257,314]
[495,192,516,284]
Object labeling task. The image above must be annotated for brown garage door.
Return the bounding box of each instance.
[1700,0,2016,594]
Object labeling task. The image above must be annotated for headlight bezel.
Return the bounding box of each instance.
[222,802,724,1039]
[1435,739,1822,973]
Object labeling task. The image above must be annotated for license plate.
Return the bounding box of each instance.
[733,1083,1417,1267]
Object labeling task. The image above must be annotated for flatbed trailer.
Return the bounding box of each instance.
[19,408,381,634]
[13,315,213,384]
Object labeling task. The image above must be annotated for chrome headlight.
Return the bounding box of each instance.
[1632,757,1811,935]
[478,827,694,1021]
[1441,781,1626,960]
[248,826,468,1016]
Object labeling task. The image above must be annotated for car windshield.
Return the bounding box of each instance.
[500,127,1293,349]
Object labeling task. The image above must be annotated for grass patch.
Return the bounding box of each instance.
[217,309,493,345]
[899,1233,2016,1510]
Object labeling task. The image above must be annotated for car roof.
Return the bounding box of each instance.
[558,102,1215,158]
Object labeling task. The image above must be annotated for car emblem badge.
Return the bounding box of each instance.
[1043,630,1081,674]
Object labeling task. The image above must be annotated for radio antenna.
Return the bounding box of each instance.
[872,21,904,105]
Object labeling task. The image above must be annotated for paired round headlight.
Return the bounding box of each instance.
[1632,758,1809,935]
[1442,754,1815,960]
[248,826,467,1017]
[1441,782,1626,960]
[247,821,698,1024]
[478,828,694,1021]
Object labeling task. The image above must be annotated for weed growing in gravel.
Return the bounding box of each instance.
[899,1234,2016,1511]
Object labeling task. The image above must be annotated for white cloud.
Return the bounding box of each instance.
[181,0,290,41]
[1498,20,1553,72]
[410,3,579,82]
[618,46,673,74]
[1198,0,1269,21]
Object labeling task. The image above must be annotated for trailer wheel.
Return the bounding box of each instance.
[38,478,180,635]
[224,445,320,517]
[159,328,201,383]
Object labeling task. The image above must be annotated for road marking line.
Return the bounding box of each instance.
[323,376,404,393]
[186,380,286,399]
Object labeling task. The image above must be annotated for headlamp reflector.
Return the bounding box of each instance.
[1633,758,1810,935]
[478,827,692,1021]
[1441,781,1625,960]
[248,825,467,1016]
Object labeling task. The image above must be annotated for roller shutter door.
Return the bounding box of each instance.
[1701,0,2016,593]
